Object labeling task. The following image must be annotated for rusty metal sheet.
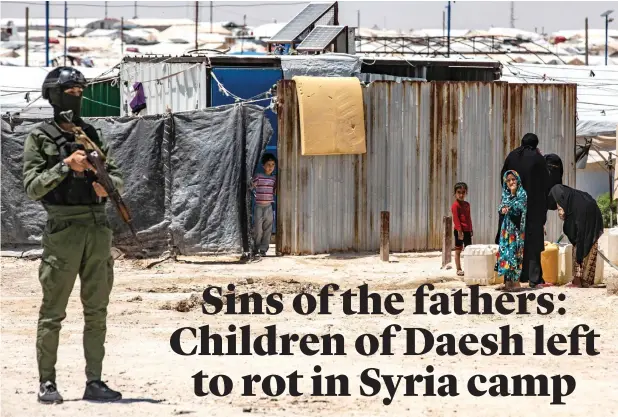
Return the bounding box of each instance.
[506,83,578,241]
[277,80,576,254]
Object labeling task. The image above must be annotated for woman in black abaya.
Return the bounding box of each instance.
[545,153,564,210]
[549,185,604,288]
[496,133,551,288]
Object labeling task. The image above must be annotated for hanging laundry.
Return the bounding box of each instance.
[129,82,146,115]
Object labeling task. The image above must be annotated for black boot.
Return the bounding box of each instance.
[38,381,63,404]
[83,380,122,402]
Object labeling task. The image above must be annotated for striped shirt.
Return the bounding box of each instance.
[253,173,276,205]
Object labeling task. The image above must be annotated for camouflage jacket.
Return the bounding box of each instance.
[22,120,124,203]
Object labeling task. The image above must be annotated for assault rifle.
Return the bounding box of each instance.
[60,111,142,247]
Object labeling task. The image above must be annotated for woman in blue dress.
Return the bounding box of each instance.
[495,170,528,291]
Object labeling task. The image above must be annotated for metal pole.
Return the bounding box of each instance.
[447,1,451,58]
[210,1,213,33]
[442,10,445,37]
[45,1,49,67]
[133,1,138,19]
[357,10,360,36]
[195,1,199,52]
[601,10,614,66]
[64,1,67,66]
[585,17,589,66]
[121,16,124,57]
[606,15,609,66]
[105,1,108,19]
[25,7,29,67]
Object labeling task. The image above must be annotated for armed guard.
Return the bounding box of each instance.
[23,67,123,404]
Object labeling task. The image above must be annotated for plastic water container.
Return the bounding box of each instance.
[541,242,559,285]
[463,244,501,286]
[557,243,573,285]
[608,228,618,265]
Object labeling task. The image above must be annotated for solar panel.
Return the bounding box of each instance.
[296,25,345,51]
[268,2,336,43]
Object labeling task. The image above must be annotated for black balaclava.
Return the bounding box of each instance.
[42,67,87,123]
[49,87,82,122]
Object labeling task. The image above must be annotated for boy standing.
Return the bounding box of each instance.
[451,182,473,276]
[252,153,277,256]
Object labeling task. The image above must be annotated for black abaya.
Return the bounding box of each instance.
[495,133,551,285]
[545,153,564,210]
[549,184,604,264]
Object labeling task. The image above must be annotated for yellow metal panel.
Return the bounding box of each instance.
[293,76,367,156]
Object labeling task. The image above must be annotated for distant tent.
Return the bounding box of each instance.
[227,51,266,56]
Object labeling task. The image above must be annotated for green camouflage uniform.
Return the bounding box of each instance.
[23,121,123,384]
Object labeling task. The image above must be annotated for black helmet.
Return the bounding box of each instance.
[41,67,87,100]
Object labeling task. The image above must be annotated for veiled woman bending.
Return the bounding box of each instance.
[549,185,604,288]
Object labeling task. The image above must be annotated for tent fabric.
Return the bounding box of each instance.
[576,120,618,138]
[501,63,618,137]
[0,65,117,118]
[280,54,362,79]
[1,105,273,257]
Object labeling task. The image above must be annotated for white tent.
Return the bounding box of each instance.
[252,22,287,40]
[0,65,117,118]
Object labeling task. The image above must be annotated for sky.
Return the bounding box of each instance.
[0,0,616,34]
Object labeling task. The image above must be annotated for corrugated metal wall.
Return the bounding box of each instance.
[277,80,576,255]
[119,61,208,115]
[82,81,120,117]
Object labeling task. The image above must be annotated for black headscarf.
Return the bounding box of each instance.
[496,133,550,254]
[518,132,539,153]
[545,153,564,210]
[549,184,604,264]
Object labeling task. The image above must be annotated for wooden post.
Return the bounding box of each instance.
[380,211,390,262]
[442,216,453,267]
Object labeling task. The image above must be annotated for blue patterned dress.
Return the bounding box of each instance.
[494,170,528,282]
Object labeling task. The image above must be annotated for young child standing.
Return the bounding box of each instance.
[451,182,473,276]
[251,153,277,256]
[495,170,527,291]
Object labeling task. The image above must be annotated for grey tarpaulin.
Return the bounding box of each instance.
[169,106,272,255]
[88,115,168,252]
[1,118,47,246]
[576,119,618,137]
[1,104,273,257]
[280,54,362,79]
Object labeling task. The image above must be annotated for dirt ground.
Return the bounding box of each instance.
[2,242,618,417]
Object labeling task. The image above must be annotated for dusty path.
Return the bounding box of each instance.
[2,250,618,417]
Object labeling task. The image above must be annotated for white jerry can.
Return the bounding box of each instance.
[462,244,501,286]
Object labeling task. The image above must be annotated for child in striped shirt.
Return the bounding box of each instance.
[251,153,277,256]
